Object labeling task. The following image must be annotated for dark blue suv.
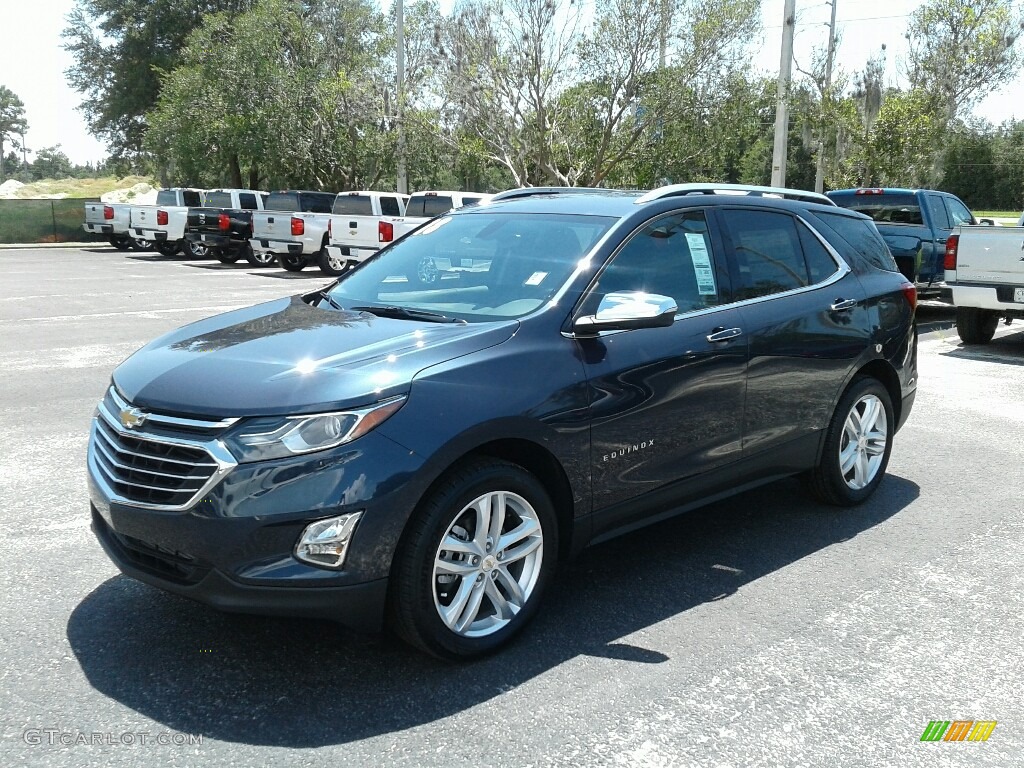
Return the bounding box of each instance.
[88,184,918,659]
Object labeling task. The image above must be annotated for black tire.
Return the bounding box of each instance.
[154,241,180,257]
[109,235,132,251]
[806,376,894,507]
[216,249,240,264]
[318,247,350,276]
[130,237,153,251]
[278,253,308,272]
[389,458,558,660]
[185,240,210,258]
[956,307,999,345]
[245,245,275,268]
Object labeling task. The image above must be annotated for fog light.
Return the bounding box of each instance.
[294,512,363,569]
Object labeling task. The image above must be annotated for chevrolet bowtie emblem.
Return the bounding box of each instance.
[119,406,148,429]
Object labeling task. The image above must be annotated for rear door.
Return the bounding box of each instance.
[580,208,747,524]
[716,207,871,462]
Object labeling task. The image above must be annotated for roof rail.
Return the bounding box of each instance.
[489,186,635,202]
[635,183,835,206]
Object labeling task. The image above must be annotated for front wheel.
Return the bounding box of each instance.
[245,245,275,267]
[216,249,240,264]
[806,377,894,506]
[130,237,153,251]
[389,459,557,660]
[278,254,308,272]
[956,307,999,345]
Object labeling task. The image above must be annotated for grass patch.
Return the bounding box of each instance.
[11,175,156,199]
[974,210,1021,220]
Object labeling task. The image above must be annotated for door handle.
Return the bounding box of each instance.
[830,298,858,311]
[706,327,743,343]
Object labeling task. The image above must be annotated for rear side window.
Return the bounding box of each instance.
[182,191,202,207]
[239,193,258,210]
[945,197,973,227]
[204,192,233,208]
[832,193,923,225]
[333,194,374,216]
[379,196,401,217]
[809,211,900,272]
[721,209,811,299]
[796,223,840,283]
[265,193,299,212]
[926,194,950,229]
[156,190,177,206]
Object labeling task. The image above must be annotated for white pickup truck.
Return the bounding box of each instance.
[82,202,134,250]
[319,191,409,275]
[945,214,1024,344]
[375,191,493,284]
[248,190,338,271]
[129,188,205,257]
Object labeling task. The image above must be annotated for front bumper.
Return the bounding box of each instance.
[87,427,425,631]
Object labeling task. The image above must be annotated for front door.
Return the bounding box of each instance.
[576,209,748,523]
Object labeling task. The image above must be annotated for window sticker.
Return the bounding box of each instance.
[525,271,548,286]
[684,233,717,296]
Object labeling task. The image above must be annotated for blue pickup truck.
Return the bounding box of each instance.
[827,188,989,297]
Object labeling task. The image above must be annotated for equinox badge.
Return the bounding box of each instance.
[119,407,147,429]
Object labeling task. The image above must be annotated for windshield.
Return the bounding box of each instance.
[326,212,616,322]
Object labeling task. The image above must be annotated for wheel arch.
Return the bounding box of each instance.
[851,358,902,428]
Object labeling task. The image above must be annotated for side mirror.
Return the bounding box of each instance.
[573,291,678,336]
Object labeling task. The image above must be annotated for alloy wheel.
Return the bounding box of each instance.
[839,394,888,489]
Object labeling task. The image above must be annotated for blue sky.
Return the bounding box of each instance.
[3,0,1021,166]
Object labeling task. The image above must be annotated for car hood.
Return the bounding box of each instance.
[113,295,518,417]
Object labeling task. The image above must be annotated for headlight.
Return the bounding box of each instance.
[223,396,405,463]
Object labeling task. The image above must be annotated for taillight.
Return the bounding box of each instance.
[900,282,917,311]
[943,234,959,271]
[103,205,114,220]
[157,209,168,226]
[218,213,230,231]
[855,188,884,195]
[379,221,394,243]
[291,216,304,236]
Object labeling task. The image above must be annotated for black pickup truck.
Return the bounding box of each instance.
[827,188,991,298]
[184,189,269,267]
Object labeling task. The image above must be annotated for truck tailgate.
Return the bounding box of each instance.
[956,227,1024,283]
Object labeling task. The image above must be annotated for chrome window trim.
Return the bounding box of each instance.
[90,398,237,512]
[108,387,238,431]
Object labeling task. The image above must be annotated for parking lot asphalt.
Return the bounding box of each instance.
[2,246,1022,767]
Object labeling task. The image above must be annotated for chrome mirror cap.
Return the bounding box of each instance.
[574,291,678,335]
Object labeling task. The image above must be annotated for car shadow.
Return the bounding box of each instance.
[940,328,1024,365]
[67,474,919,747]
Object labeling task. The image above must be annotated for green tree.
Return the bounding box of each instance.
[905,0,1024,119]
[28,146,75,181]
[62,0,258,163]
[0,85,28,184]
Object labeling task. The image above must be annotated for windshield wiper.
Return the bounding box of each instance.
[350,305,466,324]
[318,291,344,311]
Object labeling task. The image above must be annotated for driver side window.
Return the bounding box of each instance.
[584,210,721,316]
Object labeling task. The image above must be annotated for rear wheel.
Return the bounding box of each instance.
[108,235,132,251]
[389,458,557,659]
[956,307,999,345]
[154,241,180,257]
[185,240,210,258]
[216,249,240,264]
[806,377,893,506]
[278,254,308,272]
[245,245,275,267]
[318,248,350,276]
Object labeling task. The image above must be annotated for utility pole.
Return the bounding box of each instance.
[815,0,839,194]
[658,0,669,67]
[396,0,408,195]
[770,0,796,187]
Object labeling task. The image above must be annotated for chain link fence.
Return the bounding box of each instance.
[0,198,107,244]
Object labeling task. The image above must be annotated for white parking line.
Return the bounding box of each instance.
[0,304,252,324]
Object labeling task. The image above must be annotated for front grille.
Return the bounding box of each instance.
[89,387,236,510]
[91,419,219,506]
[93,509,206,584]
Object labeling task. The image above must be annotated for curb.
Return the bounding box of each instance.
[0,243,105,250]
